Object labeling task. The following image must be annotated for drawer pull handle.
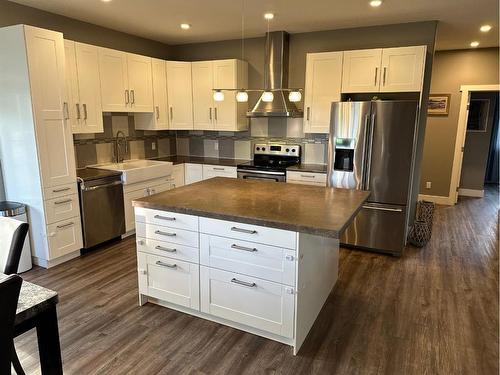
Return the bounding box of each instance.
[231,278,256,288]
[230,227,257,234]
[300,174,315,178]
[54,198,72,205]
[154,215,176,221]
[155,245,177,253]
[53,187,71,193]
[231,244,257,252]
[155,261,177,269]
[155,230,176,237]
[56,222,74,229]
[213,167,225,171]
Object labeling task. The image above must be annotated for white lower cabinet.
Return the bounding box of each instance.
[286,171,327,186]
[47,219,83,259]
[200,266,294,338]
[184,163,203,185]
[202,165,237,180]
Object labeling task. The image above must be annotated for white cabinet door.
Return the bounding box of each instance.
[379,46,426,92]
[151,58,169,129]
[75,42,103,133]
[192,61,215,130]
[303,52,343,133]
[25,27,77,188]
[171,164,185,188]
[124,187,149,232]
[47,219,83,259]
[138,252,200,310]
[200,266,294,338]
[64,40,81,133]
[127,53,153,112]
[98,47,128,111]
[184,163,203,185]
[166,61,193,130]
[342,49,382,93]
[213,60,238,131]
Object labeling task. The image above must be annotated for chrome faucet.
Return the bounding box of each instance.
[115,131,128,163]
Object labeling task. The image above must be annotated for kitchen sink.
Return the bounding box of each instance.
[94,159,173,185]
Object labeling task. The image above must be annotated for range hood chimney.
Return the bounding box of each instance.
[247,31,303,118]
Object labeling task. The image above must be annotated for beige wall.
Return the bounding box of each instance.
[420,48,499,197]
[0,0,171,58]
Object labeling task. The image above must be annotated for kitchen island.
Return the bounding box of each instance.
[132,177,369,354]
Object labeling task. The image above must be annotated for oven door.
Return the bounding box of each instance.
[237,169,285,182]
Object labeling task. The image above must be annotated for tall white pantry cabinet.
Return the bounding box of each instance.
[0,25,83,268]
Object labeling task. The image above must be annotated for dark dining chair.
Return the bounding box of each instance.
[0,274,23,375]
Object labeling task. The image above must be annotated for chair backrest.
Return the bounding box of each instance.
[0,217,29,274]
[0,274,22,374]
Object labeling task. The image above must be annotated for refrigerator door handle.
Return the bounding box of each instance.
[360,114,370,190]
[364,114,375,191]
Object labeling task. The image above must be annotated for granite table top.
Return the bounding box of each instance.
[133,177,370,238]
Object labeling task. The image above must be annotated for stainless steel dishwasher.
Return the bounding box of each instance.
[77,169,125,249]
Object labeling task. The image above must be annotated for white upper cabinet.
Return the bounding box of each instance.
[65,40,103,134]
[303,52,343,133]
[98,47,129,111]
[166,61,194,130]
[126,53,154,112]
[379,46,426,92]
[192,61,215,130]
[24,26,77,187]
[342,49,383,93]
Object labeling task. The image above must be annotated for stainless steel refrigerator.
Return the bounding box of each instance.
[327,100,419,255]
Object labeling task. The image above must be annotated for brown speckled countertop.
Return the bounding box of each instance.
[133,177,369,238]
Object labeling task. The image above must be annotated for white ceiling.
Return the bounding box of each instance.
[10,0,500,50]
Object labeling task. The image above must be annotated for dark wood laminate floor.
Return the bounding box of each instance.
[16,186,499,375]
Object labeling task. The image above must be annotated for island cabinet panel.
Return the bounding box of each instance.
[135,207,199,231]
[136,222,199,248]
[137,237,199,264]
[199,217,297,250]
[200,266,294,338]
[200,234,296,286]
[138,252,200,310]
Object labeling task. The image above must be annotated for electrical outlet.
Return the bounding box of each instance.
[214,141,219,151]
[151,142,156,150]
[426,181,432,189]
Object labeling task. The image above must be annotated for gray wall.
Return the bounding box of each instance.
[420,48,500,197]
[0,0,171,58]
[460,92,498,191]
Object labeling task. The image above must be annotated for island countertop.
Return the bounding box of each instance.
[133,177,370,238]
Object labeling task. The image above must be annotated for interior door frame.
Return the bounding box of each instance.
[449,84,500,204]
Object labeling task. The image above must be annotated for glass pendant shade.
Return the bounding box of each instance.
[235,91,248,102]
[288,91,302,102]
[261,91,274,102]
[213,90,225,102]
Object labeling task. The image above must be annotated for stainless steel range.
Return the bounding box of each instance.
[237,143,301,182]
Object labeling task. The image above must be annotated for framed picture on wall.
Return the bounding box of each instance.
[428,94,451,116]
[466,99,490,132]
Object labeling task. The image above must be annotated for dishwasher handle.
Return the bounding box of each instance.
[82,180,122,192]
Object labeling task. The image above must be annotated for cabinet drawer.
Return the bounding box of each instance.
[200,234,295,286]
[200,266,294,338]
[286,171,327,185]
[135,207,199,231]
[200,217,296,250]
[47,219,83,259]
[202,165,237,179]
[43,183,78,200]
[44,194,80,224]
[137,236,199,264]
[136,222,199,248]
[138,252,200,310]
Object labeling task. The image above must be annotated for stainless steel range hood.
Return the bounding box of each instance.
[247,31,303,118]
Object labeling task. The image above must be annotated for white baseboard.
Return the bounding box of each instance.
[32,249,81,269]
[458,188,484,198]
[418,194,455,205]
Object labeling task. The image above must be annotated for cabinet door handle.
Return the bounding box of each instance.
[54,198,72,205]
[82,103,87,120]
[155,106,160,119]
[125,90,130,104]
[230,226,257,234]
[170,107,173,121]
[306,107,310,121]
[155,260,177,269]
[130,89,135,104]
[383,67,387,86]
[300,174,315,178]
[209,107,212,121]
[154,214,176,221]
[155,230,176,237]
[53,187,71,193]
[76,103,81,119]
[63,102,69,120]
[231,244,257,252]
[214,107,218,121]
[57,221,74,229]
[374,67,378,86]
[155,245,177,253]
[231,278,256,288]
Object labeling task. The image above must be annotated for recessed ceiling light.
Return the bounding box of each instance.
[180,23,191,30]
[470,41,480,47]
[369,0,383,7]
[480,25,492,32]
[264,13,274,20]
[101,0,112,2]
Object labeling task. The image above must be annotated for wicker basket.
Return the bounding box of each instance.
[408,200,435,247]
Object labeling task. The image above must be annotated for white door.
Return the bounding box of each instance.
[127,53,154,112]
[24,26,77,188]
[75,42,103,133]
[184,163,203,185]
[98,47,128,111]
[379,46,426,92]
[152,58,169,129]
[213,60,237,131]
[192,61,215,130]
[342,49,382,93]
[63,40,81,133]
[166,61,194,130]
[124,187,149,232]
[303,52,343,133]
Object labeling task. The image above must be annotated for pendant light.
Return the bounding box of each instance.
[235,0,248,102]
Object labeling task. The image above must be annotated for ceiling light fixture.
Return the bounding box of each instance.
[236,91,249,102]
[480,25,492,32]
[213,90,225,102]
[261,91,274,102]
[288,91,302,103]
[369,0,383,7]
[264,13,274,20]
[180,23,191,30]
[470,41,480,47]
[101,0,112,2]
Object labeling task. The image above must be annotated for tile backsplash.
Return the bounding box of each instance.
[73,115,328,168]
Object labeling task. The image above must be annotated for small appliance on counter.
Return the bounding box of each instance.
[237,144,301,182]
[77,168,125,249]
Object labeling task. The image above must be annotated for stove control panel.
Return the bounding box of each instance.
[254,143,301,157]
